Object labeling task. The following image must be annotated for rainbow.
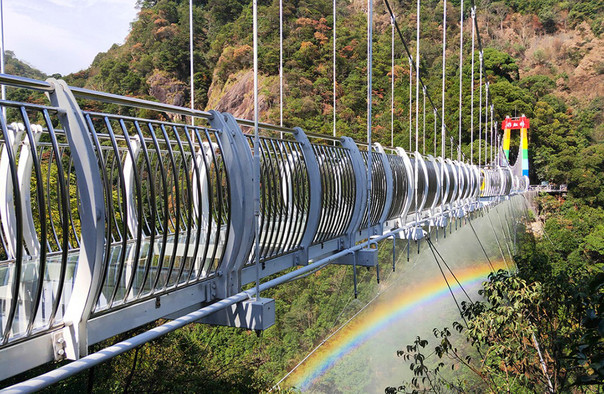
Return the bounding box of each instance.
[285,260,508,391]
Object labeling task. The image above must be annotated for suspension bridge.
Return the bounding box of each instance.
[0,0,535,391]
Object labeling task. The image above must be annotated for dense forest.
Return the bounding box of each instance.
[1,0,603,392]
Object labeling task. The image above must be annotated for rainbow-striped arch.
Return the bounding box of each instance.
[502,115,529,178]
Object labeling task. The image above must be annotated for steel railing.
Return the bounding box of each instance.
[0,73,528,381]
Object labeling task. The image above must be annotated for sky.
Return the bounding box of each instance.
[3,0,138,76]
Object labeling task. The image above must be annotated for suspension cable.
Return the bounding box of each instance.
[378,0,480,161]
[279,1,283,124]
[189,0,194,126]
[409,56,413,150]
[279,0,284,136]
[366,0,373,246]
[496,122,500,165]
[470,6,476,165]
[441,0,447,160]
[433,108,437,156]
[382,0,454,149]
[415,0,420,153]
[383,0,497,161]
[484,82,489,166]
[423,87,426,155]
[490,104,494,164]
[478,50,483,167]
[470,0,497,142]
[413,0,420,226]
[333,0,336,138]
[457,0,464,161]
[252,0,261,300]
[440,0,447,210]
[391,14,395,147]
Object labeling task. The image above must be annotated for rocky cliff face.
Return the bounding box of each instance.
[206,69,277,121]
[488,17,604,103]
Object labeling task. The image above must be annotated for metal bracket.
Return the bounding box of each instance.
[334,248,378,267]
[407,226,427,241]
[434,215,448,228]
[200,297,275,331]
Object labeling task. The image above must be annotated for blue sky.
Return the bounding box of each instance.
[4,0,138,75]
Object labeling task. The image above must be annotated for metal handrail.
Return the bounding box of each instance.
[0,74,54,92]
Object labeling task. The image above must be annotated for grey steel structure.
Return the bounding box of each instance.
[0,74,528,383]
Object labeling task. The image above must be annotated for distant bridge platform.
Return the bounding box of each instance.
[529,184,568,193]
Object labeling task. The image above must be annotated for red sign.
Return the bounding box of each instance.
[502,115,530,130]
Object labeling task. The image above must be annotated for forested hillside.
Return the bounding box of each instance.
[59,0,604,193]
[1,0,602,392]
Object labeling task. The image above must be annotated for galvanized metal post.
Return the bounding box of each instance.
[46,79,106,360]
[341,136,367,244]
[208,111,255,298]
[374,143,394,231]
[292,127,322,259]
